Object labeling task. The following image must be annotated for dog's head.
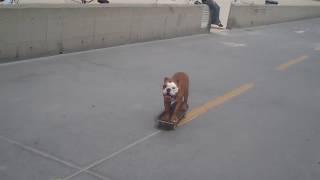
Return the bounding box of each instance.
[162,77,179,98]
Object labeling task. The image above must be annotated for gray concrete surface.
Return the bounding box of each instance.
[1,18,320,180]
[0,4,208,62]
[227,4,320,28]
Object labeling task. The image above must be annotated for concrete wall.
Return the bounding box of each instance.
[227,4,320,28]
[4,0,320,6]
[0,4,208,62]
[233,0,320,5]
[4,0,191,5]
[233,0,264,4]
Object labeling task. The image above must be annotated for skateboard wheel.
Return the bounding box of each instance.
[173,124,178,129]
[157,122,162,129]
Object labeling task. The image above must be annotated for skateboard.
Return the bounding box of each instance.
[157,103,187,130]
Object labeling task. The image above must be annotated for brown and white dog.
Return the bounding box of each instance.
[161,72,189,124]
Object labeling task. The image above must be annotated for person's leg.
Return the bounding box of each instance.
[212,2,223,27]
[212,3,220,24]
[209,7,215,25]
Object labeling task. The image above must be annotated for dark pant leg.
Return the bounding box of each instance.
[211,3,221,25]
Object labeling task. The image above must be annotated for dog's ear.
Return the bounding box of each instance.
[164,77,169,83]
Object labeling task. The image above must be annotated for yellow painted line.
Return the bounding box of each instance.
[276,55,308,71]
[178,83,254,127]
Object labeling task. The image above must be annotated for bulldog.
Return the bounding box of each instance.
[161,72,189,124]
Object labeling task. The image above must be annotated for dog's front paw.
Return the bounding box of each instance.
[171,115,178,123]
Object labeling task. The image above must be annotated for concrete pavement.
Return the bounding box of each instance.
[1,18,320,180]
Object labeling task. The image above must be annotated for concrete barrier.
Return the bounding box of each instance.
[227,3,320,28]
[0,4,209,62]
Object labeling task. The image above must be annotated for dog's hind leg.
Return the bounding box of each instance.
[182,87,189,112]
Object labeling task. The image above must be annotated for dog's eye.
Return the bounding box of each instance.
[172,87,176,89]
[163,85,166,89]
